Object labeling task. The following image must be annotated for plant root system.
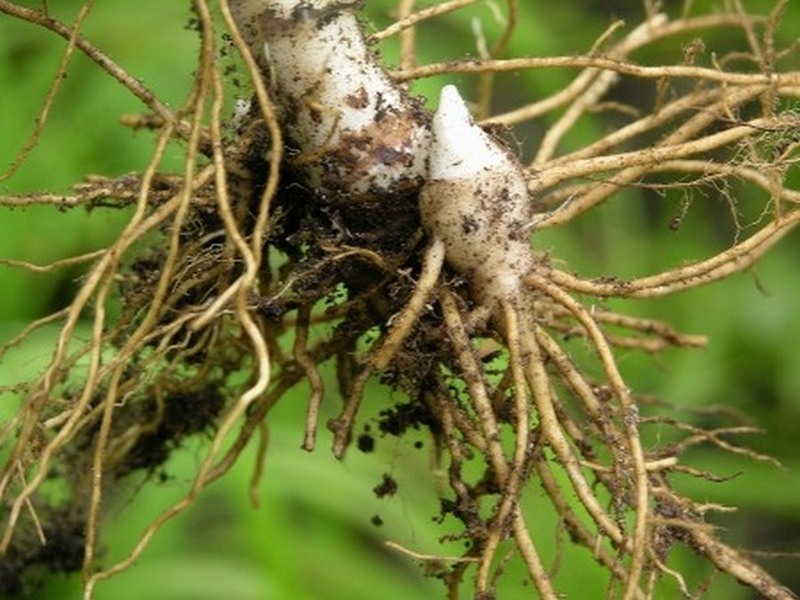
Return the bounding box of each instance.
[1,1,799,599]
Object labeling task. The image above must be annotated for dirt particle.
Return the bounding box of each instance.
[357,432,375,453]
[373,473,398,498]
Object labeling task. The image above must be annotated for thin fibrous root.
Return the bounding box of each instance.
[329,238,445,458]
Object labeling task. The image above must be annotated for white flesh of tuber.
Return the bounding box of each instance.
[230,0,430,200]
[230,4,534,305]
[420,85,534,308]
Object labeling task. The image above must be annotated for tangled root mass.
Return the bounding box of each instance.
[1,1,799,599]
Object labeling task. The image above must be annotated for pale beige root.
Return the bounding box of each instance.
[2,2,799,599]
[229,0,430,199]
[329,237,445,458]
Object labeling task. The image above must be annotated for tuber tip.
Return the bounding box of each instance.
[436,85,473,129]
[429,85,510,180]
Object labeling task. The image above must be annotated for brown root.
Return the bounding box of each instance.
[1,1,798,599]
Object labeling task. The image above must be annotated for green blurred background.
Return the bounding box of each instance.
[1,1,799,598]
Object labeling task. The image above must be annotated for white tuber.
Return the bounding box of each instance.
[230,0,430,199]
[420,85,535,308]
